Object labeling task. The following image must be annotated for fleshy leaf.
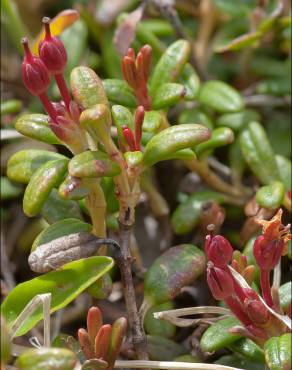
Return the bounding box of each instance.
[7,150,66,184]
[152,83,186,110]
[15,114,61,145]
[23,159,69,217]
[256,181,285,209]
[31,218,92,252]
[180,63,200,100]
[195,127,234,157]
[1,256,114,336]
[69,151,120,178]
[59,176,90,200]
[264,334,291,370]
[102,79,137,107]
[200,317,242,352]
[70,67,109,109]
[15,348,77,370]
[142,124,210,167]
[150,39,190,94]
[142,111,163,133]
[143,244,206,306]
[198,80,244,113]
[240,122,281,185]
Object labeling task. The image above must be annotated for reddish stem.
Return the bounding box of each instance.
[225,296,252,326]
[38,92,58,122]
[55,73,71,111]
[134,106,144,151]
[260,268,274,307]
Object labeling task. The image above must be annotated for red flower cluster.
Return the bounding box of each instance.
[206,209,291,345]
[121,46,152,110]
[21,17,86,152]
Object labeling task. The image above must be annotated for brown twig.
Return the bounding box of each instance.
[244,94,292,107]
[117,221,149,361]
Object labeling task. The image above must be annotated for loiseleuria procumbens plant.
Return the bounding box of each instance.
[4,14,211,362]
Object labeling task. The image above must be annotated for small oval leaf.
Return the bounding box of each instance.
[15,114,61,145]
[70,66,109,109]
[15,347,77,370]
[150,39,190,94]
[152,83,186,109]
[195,127,234,157]
[23,159,69,217]
[31,218,92,252]
[216,109,261,132]
[7,150,66,184]
[142,124,211,167]
[143,111,163,133]
[264,333,291,370]
[103,79,137,107]
[256,181,285,209]
[200,317,242,352]
[198,80,244,113]
[144,244,206,306]
[69,151,120,178]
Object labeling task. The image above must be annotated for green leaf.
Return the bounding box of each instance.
[0,177,22,200]
[124,151,143,168]
[144,302,176,339]
[200,317,242,352]
[180,63,200,100]
[163,148,196,162]
[195,127,234,157]
[198,80,244,113]
[279,282,291,311]
[240,122,281,185]
[112,105,134,144]
[31,218,92,252]
[23,159,69,217]
[178,108,214,130]
[41,189,83,224]
[171,190,226,234]
[1,256,114,336]
[276,155,291,191]
[215,354,265,369]
[264,334,291,370]
[256,181,285,209]
[143,111,163,133]
[15,114,61,145]
[69,151,120,178]
[86,273,112,300]
[215,31,261,53]
[216,109,261,132]
[15,348,77,370]
[58,176,89,200]
[229,338,265,362]
[70,66,109,109]
[103,79,137,107]
[7,150,66,184]
[0,99,22,115]
[1,316,11,365]
[142,124,211,167]
[150,40,191,94]
[256,77,291,96]
[147,335,186,361]
[152,83,186,110]
[144,244,206,306]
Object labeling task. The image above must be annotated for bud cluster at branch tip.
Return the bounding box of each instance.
[121,106,145,152]
[122,46,152,110]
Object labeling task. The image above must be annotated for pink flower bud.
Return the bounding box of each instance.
[122,125,136,152]
[21,37,50,96]
[205,234,233,268]
[38,17,67,75]
[207,263,234,300]
[244,297,270,325]
[253,235,284,270]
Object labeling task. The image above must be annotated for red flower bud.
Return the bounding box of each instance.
[38,17,67,75]
[244,295,270,325]
[122,125,136,152]
[253,235,284,270]
[207,262,234,300]
[21,37,50,96]
[205,234,233,268]
[95,324,112,360]
[78,328,94,360]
